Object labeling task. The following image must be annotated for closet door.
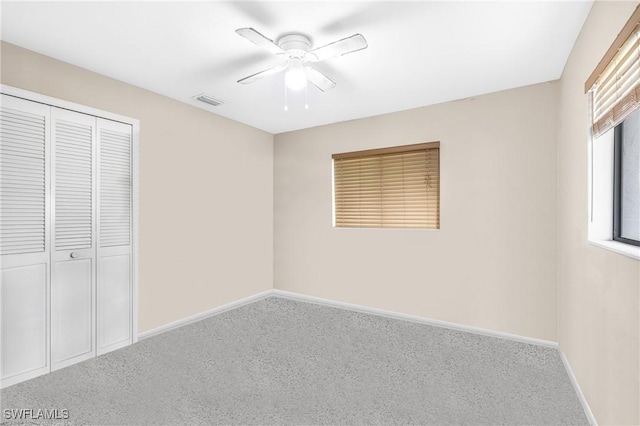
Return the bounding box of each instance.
[97,118,133,355]
[50,108,96,371]
[0,94,51,387]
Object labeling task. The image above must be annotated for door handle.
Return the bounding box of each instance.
[70,252,78,259]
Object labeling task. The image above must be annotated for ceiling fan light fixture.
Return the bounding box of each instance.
[285,60,307,91]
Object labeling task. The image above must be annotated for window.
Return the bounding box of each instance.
[332,142,440,229]
[613,109,640,246]
[587,5,640,259]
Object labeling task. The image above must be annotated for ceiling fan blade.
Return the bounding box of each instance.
[305,67,336,92]
[236,27,286,56]
[238,65,286,85]
[307,34,368,62]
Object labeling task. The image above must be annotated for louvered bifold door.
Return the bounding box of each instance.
[0,95,51,388]
[50,107,96,371]
[96,118,133,355]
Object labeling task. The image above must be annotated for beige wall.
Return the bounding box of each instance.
[6,8,640,420]
[557,2,640,424]
[274,82,559,341]
[0,41,274,334]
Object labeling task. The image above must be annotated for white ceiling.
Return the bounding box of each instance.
[1,1,593,134]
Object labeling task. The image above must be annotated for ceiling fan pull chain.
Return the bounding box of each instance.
[284,84,289,111]
[305,83,309,110]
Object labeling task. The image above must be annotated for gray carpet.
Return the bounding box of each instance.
[1,296,588,425]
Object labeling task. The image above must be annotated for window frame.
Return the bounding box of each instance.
[612,119,640,247]
[588,127,640,261]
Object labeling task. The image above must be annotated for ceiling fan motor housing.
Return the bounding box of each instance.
[278,34,311,59]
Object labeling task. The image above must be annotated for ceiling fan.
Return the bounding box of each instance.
[235,28,368,92]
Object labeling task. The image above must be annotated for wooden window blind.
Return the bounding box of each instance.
[586,5,640,137]
[333,142,440,229]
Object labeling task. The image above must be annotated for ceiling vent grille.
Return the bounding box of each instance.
[194,94,224,107]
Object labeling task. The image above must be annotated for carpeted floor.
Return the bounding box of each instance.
[1,296,588,425]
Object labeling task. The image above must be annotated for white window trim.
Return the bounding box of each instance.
[588,127,640,260]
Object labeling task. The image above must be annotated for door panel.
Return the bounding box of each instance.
[0,264,48,379]
[97,118,133,355]
[98,254,131,353]
[50,107,96,371]
[51,258,94,369]
[0,94,50,388]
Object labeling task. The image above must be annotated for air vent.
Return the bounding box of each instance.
[194,94,224,107]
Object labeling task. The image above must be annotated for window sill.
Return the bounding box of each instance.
[588,238,640,261]
[333,226,440,231]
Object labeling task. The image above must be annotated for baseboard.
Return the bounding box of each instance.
[139,288,558,348]
[138,289,274,340]
[559,349,598,425]
[271,289,559,348]
[0,365,50,390]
